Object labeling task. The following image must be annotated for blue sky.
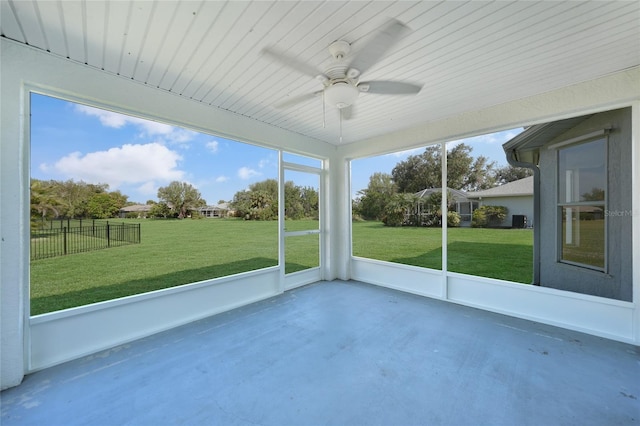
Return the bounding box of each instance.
[31,93,521,204]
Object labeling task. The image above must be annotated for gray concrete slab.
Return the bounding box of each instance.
[2,280,639,425]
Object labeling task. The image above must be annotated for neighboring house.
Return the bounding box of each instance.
[466,176,534,228]
[414,187,479,226]
[198,203,230,218]
[119,204,151,218]
[503,107,632,302]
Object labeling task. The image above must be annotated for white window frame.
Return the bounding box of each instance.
[555,135,608,272]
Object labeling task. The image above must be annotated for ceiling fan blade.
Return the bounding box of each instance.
[347,19,411,76]
[262,47,327,80]
[359,81,422,95]
[274,91,322,109]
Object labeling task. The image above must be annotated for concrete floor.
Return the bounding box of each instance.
[2,280,639,425]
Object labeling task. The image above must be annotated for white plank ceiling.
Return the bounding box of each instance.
[2,0,639,145]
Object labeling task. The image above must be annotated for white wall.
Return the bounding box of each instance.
[479,195,534,227]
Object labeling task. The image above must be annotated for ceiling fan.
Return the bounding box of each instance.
[262,19,422,135]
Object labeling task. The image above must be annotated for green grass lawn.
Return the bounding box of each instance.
[31,219,532,315]
[31,219,277,315]
[352,221,533,283]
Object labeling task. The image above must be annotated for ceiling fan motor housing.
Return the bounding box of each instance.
[325,81,359,109]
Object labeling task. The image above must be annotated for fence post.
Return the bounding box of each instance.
[106,221,110,247]
[63,226,68,255]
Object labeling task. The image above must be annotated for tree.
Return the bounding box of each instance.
[55,180,110,218]
[493,165,533,185]
[391,147,440,194]
[230,179,319,221]
[149,202,173,218]
[582,187,605,202]
[392,143,496,193]
[355,172,397,220]
[31,178,127,221]
[86,192,124,219]
[284,181,304,220]
[230,179,278,220]
[157,181,206,219]
[300,186,319,219]
[30,179,64,227]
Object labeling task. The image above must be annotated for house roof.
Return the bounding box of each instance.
[120,204,151,212]
[466,176,533,199]
[199,203,229,211]
[415,187,471,202]
[1,1,638,146]
[502,115,592,165]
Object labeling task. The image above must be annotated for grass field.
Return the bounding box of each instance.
[352,221,533,283]
[31,219,532,315]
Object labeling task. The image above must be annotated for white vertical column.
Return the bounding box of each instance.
[277,150,285,293]
[441,142,448,299]
[325,149,350,281]
[0,53,28,388]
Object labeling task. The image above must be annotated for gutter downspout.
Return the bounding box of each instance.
[506,150,540,286]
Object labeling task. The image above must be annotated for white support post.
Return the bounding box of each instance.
[441,142,448,299]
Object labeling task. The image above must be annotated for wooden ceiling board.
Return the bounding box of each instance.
[130,1,178,83]
[1,0,638,145]
[118,0,156,78]
[19,0,49,51]
[34,1,70,59]
[99,1,130,74]
[193,2,274,104]
[159,1,235,93]
[83,1,108,69]
[0,1,25,44]
[170,1,263,98]
[144,1,202,88]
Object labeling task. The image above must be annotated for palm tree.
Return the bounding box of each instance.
[30,180,63,228]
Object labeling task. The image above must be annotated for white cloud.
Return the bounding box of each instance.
[238,167,261,180]
[48,143,184,189]
[215,175,229,183]
[451,129,523,146]
[137,181,159,197]
[206,140,219,153]
[74,104,197,144]
[386,147,422,158]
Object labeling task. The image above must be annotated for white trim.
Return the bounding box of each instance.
[284,230,320,237]
[284,268,321,291]
[351,254,636,344]
[29,269,281,371]
[281,161,322,174]
[546,128,610,151]
[441,142,448,299]
[29,266,278,324]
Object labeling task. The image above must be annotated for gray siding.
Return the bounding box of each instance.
[538,108,632,301]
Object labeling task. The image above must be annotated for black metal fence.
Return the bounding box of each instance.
[31,220,141,260]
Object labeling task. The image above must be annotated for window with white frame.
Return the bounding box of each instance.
[557,138,607,270]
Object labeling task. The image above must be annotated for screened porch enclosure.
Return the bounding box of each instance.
[2,0,639,407]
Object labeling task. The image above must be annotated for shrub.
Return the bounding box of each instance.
[447,211,461,227]
[472,205,508,228]
[382,199,406,227]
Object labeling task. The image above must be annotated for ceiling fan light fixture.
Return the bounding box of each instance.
[325,82,359,109]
